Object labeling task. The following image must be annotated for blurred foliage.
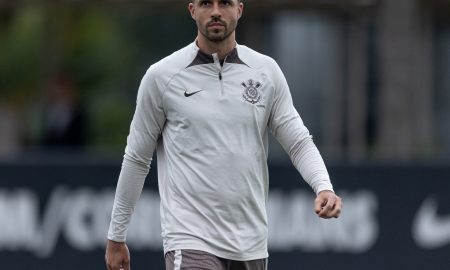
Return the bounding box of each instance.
[0,6,45,104]
[0,4,195,152]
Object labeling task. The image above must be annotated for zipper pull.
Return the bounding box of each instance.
[219,72,222,80]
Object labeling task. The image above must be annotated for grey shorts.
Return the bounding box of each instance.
[165,249,268,270]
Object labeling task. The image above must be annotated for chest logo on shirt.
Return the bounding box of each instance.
[241,79,262,104]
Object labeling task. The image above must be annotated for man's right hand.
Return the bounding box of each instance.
[105,239,131,270]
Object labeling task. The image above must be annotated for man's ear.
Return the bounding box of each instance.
[188,2,196,20]
[237,2,243,19]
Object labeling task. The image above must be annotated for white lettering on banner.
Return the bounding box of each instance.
[268,190,379,253]
[412,196,450,249]
[0,187,378,257]
[0,187,162,258]
[35,186,71,257]
[64,188,110,251]
[0,189,39,251]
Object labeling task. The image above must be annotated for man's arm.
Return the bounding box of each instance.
[268,59,342,218]
[106,67,166,268]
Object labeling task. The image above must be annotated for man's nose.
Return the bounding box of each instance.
[211,2,222,18]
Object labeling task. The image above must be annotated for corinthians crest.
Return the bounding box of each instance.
[241,79,262,104]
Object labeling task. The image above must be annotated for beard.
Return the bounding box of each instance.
[197,18,238,43]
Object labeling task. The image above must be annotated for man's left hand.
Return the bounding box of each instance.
[314,190,342,219]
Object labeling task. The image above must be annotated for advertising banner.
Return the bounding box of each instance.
[0,163,449,269]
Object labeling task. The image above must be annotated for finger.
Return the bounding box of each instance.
[314,197,326,214]
[106,259,122,270]
[323,197,342,218]
[122,259,131,270]
[331,207,341,218]
[326,205,340,218]
[109,264,120,270]
[318,197,336,218]
[329,197,343,218]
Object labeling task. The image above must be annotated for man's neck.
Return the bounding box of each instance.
[196,32,236,60]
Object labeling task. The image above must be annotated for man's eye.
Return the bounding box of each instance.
[200,1,211,6]
[220,1,232,6]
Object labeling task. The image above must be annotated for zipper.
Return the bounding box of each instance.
[213,53,225,96]
[219,61,225,96]
[218,70,224,96]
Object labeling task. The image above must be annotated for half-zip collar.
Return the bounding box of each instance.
[186,42,248,68]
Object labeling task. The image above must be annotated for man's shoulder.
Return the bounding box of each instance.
[236,45,278,69]
[146,43,196,79]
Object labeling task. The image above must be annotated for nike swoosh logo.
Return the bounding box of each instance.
[412,196,450,249]
[184,90,203,97]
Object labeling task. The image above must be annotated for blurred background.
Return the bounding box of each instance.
[0,0,449,269]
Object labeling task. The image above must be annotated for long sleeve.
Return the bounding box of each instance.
[107,67,166,242]
[268,60,333,194]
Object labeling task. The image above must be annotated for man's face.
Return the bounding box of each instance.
[189,0,243,43]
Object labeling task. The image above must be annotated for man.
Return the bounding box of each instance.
[105,0,342,269]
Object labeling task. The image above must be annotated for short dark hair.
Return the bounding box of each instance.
[190,0,243,2]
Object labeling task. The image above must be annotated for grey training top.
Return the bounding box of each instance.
[108,41,334,261]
